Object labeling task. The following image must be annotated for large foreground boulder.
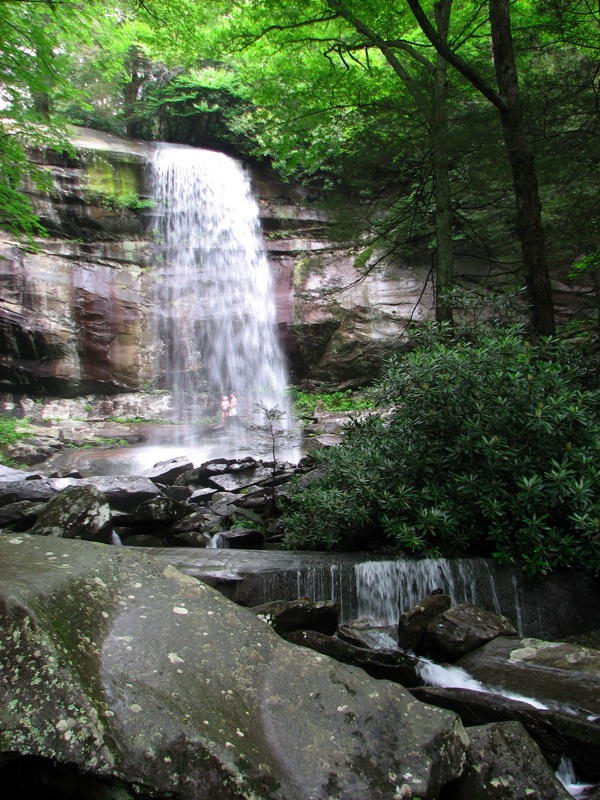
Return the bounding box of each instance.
[0,534,468,800]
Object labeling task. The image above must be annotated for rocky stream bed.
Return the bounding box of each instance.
[1,434,600,799]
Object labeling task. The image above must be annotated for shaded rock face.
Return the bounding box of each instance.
[0,534,468,800]
[1,131,154,396]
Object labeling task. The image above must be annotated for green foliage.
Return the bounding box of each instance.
[231,519,263,531]
[0,415,21,448]
[84,190,156,212]
[290,388,376,416]
[0,1,85,238]
[0,415,31,465]
[283,324,600,575]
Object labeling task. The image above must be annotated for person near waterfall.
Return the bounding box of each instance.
[229,393,237,418]
[220,395,230,424]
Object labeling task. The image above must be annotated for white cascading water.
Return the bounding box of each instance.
[149,144,292,449]
[354,558,519,629]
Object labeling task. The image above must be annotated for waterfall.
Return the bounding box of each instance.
[355,558,494,628]
[149,144,292,450]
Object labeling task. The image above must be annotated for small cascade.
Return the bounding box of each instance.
[556,756,596,799]
[296,563,356,622]
[415,657,549,710]
[355,558,519,629]
[149,144,293,450]
[207,533,229,550]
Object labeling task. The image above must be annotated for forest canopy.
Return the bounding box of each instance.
[0,0,599,330]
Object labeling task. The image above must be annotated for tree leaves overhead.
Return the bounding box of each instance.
[0,0,598,292]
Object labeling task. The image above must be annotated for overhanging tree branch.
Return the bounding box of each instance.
[406,0,504,110]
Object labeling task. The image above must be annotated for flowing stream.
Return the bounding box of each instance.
[149,144,292,454]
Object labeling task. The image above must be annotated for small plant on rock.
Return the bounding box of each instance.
[247,401,296,513]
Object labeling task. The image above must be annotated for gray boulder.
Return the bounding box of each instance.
[207,466,272,493]
[166,530,207,548]
[5,437,62,465]
[398,592,452,651]
[410,686,600,780]
[132,496,189,529]
[0,534,468,800]
[0,478,59,506]
[441,721,571,799]
[140,457,194,485]
[189,486,218,503]
[251,598,340,635]
[0,500,46,531]
[337,616,398,650]
[27,484,112,540]
[0,476,162,513]
[422,603,517,661]
[66,476,163,512]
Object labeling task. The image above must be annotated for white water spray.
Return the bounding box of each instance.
[415,657,549,710]
[149,144,291,447]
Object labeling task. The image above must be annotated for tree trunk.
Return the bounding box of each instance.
[123,46,149,139]
[406,0,556,337]
[489,0,555,336]
[432,0,454,324]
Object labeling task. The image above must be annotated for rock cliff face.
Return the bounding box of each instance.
[0,126,592,400]
[0,129,155,397]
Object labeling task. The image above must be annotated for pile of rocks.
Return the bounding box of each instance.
[0,455,315,548]
[252,594,600,799]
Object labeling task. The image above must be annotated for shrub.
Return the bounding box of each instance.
[290,387,375,415]
[283,324,600,575]
[0,415,31,465]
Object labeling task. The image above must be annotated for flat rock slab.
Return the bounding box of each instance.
[0,534,468,800]
[457,636,600,715]
[208,467,273,493]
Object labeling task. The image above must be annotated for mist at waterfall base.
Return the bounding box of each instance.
[144,143,298,465]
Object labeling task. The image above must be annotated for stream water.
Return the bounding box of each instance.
[149,144,295,456]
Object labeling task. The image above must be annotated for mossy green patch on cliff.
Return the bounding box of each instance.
[82,152,153,211]
[353,246,374,270]
[293,253,328,288]
[293,257,311,287]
